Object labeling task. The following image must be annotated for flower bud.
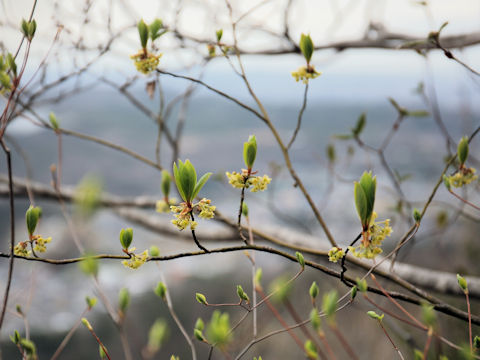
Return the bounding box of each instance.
[154,282,167,299]
[457,274,468,293]
[196,292,207,305]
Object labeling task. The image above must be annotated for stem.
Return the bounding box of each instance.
[246,216,257,338]
[378,321,405,360]
[449,190,480,211]
[51,308,89,360]
[237,182,248,244]
[340,233,362,285]
[287,82,309,149]
[85,324,111,360]
[423,328,433,360]
[0,139,15,330]
[190,212,209,252]
[466,291,473,352]
[329,323,359,360]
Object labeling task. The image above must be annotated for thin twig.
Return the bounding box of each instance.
[287,82,309,150]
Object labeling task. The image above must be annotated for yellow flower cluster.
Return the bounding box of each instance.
[447,167,478,188]
[291,66,321,84]
[32,235,52,253]
[225,171,271,192]
[14,242,30,257]
[349,213,393,259]
[122,249,149,269]
[130,50,162,74]
[171,204,197,230]
[328,247,345,263]
[156,198,178,213]
[198,198,216,219]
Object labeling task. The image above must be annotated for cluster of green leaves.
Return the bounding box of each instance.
[10,330,37,360]
[0,53,16,91]
[173,159,211,204]
[21,19,37,41]
[137,19,166,49]
[354,171,377,230]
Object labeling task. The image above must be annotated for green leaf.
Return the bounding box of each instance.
[179,160,197,202]
[195,318,204,331]
[194,328,204,341]
[457,136,469,165]
[154,282,167,299]
[295,251,305,269]
[354,182,368,227]
[148,319,169,352]
[119,288,130,313]
[356,278,368,293]
[358,171,376,226]
[243,135,257,170]
[236,285,250,303]
[49,112,59,130]
[322,290,338,320]
[79,254,99,277]
[161,170,171,198]
[309,281,319,299]
[25,205,40,236]
[21,19,29,38]
[119,228,133,250]
[407,110,429,117]
[413,208,421,223]
[216,29,223,42]
[309,309,320,331]
[6,53,16,76]
[196,293,207,305]
[149,19,164,41]
[173,162,186,201]
[192,172,212,199]
[352,113,366,136]
[457,274,468,292]
[304,339,318,359]
[350,286,358,300]
[138,19,149,48]
[299,33,314,64]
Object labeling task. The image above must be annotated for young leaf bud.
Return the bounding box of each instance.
[309,281,319,299]
[367,310,384,321]
[413,208,421,223]
[443,175,451,191]
[352,113,366,136]
[350,286,358,300]
[85,296,97,309]
[79,255,99,277]
[138,19,149,49]
[299,34,314,64]
[154,282,167,299]
[81,317,93,331]
[216,29,223,42]
[99,344,107,359]
[149,245,160,257]
[194,328,205,341]
[10,330,20,344]
[356,278,368,293]
[321,290,338,320]
[119,228,133,250]
[196,292,207,305]
[161,170,171,198]
[304,339,318,360]
[25,205,41,237]
[457,274,468,293]
[49,112,59,130]
[236,285,250,303]
[457,136,469,166]
[295,251,305,269]
[474,335,480,349]
[241,202,249,217]
[310,309,321,331]
[243,135,257,170]
[195,318,204,331]
[118,288,130,313]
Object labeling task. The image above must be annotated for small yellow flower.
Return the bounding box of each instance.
[32,235,52,253]
[248,175,272,192]
[226,171,246,189]
[197,198,216,219]
[122,250,149,269]
[447,167,478,188]
[328,247,345,263]
[291,65,321,84]
[14,242,30,257]
[130,50,162,74]
[349,212,393,259]
[156,198,178,213]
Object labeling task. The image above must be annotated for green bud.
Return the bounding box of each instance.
[474,335,480,349]
[421,303,436,328]
[443,175,451,191]
[19,338,36,355]
[236,285,250,303]
[367,310,384,321]
[149,19,165,41]
[173,159,211,203]
[26,205,41,236]
[154,282,167,299]
[99,344,107,359]
[216,29,223,42]
[49,112,59,130]
[85,296,97,309]
[119,228,133,250]
[196,292,207,305]
[138,19,149,48]
[28,19,37,40]
[21,19,29,38]
[388,97,408,116]
[81,317,93,331]
[241,202,249,217]
[352,113,366,136]
[79,254,99,277]
[350,286,358,300]
[268,275,293,304]
[299,33,314,64]
[206,311,231,347]
[326,144,335,163]
[149,245,160,257]
[194,328,205,341]
[309,281,319,299]
[148,319,168,352]
[10,330,20,344]
[243,135,257,170]
[310,308,321,331]
[6,53,16,76]
[254,268,263,289]
[16,304,23,315]
[413,208,421,223]
[0,71,11,90]
[304,339,318,359]
[195,318,204,331]
[457,274,468,293]
[321,290,338,320]
[457,136,469,165]
[413,349,423,360]
[161,170,171,198]
[354,171,376,230]
[119,288,130,313]
[295,251,305,269]
[356,278,368,293]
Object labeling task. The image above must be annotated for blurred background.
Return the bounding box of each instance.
[1,0,480,358]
